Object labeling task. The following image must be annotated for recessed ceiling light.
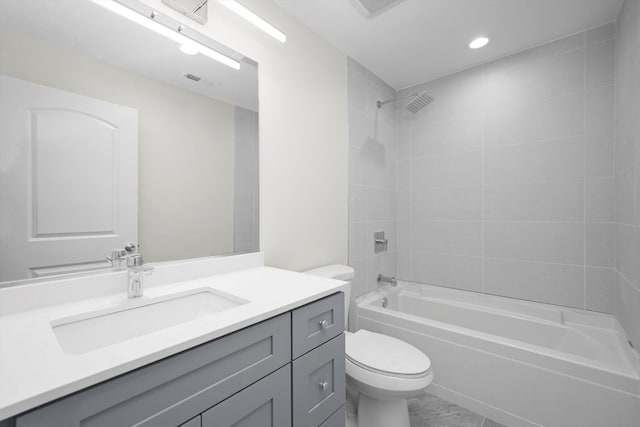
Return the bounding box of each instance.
[469,36,490,49]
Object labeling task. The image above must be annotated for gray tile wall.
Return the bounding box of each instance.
[615,0,640,349]
[396,24,617,312]
[234,107,259,253]
[347,58,398,298]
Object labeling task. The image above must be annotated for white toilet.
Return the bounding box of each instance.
[305,265,433,427]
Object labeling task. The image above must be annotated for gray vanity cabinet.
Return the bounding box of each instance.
[319,407,345,427]
[12,292,345,427]
[292,335,345,426]
[292,292,344,359]
[180,417,202,427]
[16,314,291,427]
[201,365,291,427]
[291,292,346,427]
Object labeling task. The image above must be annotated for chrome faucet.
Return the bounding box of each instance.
[126,254,153,298]
[107,249,127,268]
[377,274,397,287]
[107,243,137,269]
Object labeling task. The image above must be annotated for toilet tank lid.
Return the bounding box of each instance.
[304,264,354,281]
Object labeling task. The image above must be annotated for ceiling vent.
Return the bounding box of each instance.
[184,73,219,87]
[184,73,201,82]
[348,0,406,18]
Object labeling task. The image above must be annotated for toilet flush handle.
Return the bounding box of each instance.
[319,381,329,392]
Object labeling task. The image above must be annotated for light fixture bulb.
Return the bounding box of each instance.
[219,0,286,43]
[179,44,199,55]
[91,0,240,69]
[469,36,490,49]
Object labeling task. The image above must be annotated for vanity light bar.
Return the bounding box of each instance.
[219,0,287,43]
[91,0,241,70]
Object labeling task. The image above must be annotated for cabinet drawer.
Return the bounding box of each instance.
[292,334,345,427]
[201,365,291,427]
[292,292,344,359]
[17,313,291,427]
[319,406,345,427]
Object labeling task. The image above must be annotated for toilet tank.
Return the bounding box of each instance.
[304,264,353,330]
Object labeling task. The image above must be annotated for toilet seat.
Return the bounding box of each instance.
[345,329,431,378]
[344,330,433,401]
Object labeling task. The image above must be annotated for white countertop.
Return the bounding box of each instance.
[0,262,347,420]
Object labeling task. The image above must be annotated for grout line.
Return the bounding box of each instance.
[394,88,401,279]
[410,219,613,224]
[407,252,615,270]
[413,131,587,157]
[411,176,602,190]
[583,31,588,310]
[408,109,414,280]
[618,268,640,293]
[612,23,619,316]
[481,74,486,293]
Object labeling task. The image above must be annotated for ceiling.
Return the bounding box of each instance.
[0,0,258,111]
[274,0,624,90]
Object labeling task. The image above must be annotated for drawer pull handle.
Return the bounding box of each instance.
[318,320,330,330]
[319,381,329,391]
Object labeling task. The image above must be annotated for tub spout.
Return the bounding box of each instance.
[377,274,397,287]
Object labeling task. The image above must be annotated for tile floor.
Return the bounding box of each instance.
[346,391,508,427]
[408,393,507,427]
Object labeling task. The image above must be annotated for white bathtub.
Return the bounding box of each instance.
[351,282,640,427]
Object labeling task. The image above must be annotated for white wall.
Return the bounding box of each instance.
[139,0,349,271]
[0,26,236,263]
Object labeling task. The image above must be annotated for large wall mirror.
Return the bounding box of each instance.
[0,0,259,284]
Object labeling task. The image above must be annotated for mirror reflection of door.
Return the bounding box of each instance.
[0,75,138,282]
[0,0,259,285]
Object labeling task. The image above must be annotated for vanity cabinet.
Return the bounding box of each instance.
[293,335,345,426]
[292,292,344,358]
[201,365,291,427]
[13,292,345,427]
[180,417,202,427]
[291,292,346,426]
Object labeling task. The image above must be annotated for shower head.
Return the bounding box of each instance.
[376,91,435,114]
[405,91,434,114]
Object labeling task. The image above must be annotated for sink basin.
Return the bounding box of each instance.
[51,288,249,354]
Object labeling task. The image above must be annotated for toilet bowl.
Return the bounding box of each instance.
[305,265,433,427]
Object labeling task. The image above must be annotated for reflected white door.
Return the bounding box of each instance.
[0,75,138,281]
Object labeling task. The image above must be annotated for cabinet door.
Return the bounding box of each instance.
[16,314,290,427]
[292,334,345,427]
[201,365,291,427]
[319,406,345,427]
[180,416,202,427]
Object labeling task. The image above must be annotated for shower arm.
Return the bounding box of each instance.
[376,93,419,109]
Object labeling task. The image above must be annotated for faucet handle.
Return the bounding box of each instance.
[126,254,144,268]
[107,249,127,268]
[107,249,126,262]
